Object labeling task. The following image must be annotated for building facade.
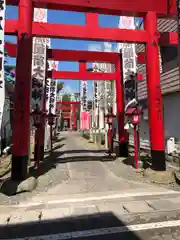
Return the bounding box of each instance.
[136,18,180,153]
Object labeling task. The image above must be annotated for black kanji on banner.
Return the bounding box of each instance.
[51,80,56,86]
[94,82,98,107]
[50,86,55,92]
[32,88,42,101]
[32,66,44,79]
[32,78,43,88]
[0,16,3,31]
[0,1,4,10]
[45,78,50,99]
[123,45,134,58]
[33,55,45,67]
[33,38,45,55]
[0,57,2,88]
[50,92,55,99]
[0,80,3,88]
[124,72,138,102]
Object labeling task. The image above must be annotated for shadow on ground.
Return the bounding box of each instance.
[122,156,151,169]
[54,136,66,143]
[0,146,115,196]
[0,212,142,239]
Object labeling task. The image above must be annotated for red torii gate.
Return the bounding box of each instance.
[5,0,177,180]
[56,101,80,130]
[5,41,130,158]
[5,41,147,64]
[49,55,127,159]
[5,42,128,158]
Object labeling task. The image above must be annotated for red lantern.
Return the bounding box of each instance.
[125,107,142,125]
[104,113,114,125]
[104,114,108,124]
[108,115,113,124]
[132,114,140,125]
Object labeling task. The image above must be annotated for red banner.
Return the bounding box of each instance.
[80,111,90,130]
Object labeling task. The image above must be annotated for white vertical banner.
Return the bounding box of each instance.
[80,80,88,112]
[31,8,47,110]
[0,0,5,141]
[45,39,51,113]
[45,38,59,113]
[119,16,137,82]
[159,47,162,74]
[92,63,99,108]
[45,77,50,113]
[49,61,58,114]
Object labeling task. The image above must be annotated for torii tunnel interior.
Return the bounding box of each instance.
[4,0,178,181]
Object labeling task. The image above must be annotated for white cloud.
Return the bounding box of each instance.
[88,44,102,52]
[63,84,73,94]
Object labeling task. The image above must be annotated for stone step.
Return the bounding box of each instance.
[2,198,180,227]
[26,187,179,204]
[1,188,179,214]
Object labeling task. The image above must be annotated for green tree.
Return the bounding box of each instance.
[57,82,64,93]
[62,93,71,111]
[74,92,80,101]
[62,93,71,102]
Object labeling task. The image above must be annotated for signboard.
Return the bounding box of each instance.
[31,8,47,110]
[0,0,5,139]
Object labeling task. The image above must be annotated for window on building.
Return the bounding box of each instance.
[160,46,178,73]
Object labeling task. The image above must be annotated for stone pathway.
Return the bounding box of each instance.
[1,190,180,239]
[35,132,172,197]
[1,131,180,239]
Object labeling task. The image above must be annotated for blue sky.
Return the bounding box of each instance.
[5,6,138,97]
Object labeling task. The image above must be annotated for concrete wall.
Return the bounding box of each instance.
[137,18,179,100]
[1,93,12,153]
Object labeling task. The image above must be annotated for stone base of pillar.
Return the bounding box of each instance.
[39,145,45,161]
[118,142,129,158]
[144,168,175,184]
[11,155,28,181]
[151,150,166,171]
[34,143,38,162]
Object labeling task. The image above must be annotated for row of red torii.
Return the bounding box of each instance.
[57,103,79,130]
[5,0,178,180]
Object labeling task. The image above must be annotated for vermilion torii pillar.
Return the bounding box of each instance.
[145,12,166,171]
[116,57,128,157]
[11,0,33,180]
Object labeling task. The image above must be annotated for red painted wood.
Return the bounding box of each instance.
[6,0,175,16]
[49,70,117,80]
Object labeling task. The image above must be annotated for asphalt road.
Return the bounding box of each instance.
[1,210,180,239]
